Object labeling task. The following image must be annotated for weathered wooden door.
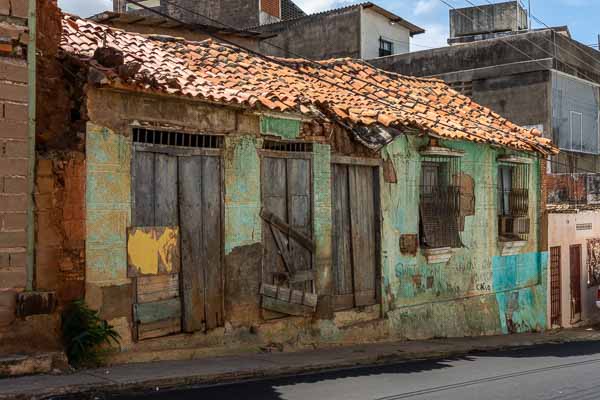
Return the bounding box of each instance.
[131,150,182,340]
[331,163,379,311]
[132,145,223,338]
[570,244,582,321]
[178,155,223,332]
[550,246,562,327]
[261,153,313,306]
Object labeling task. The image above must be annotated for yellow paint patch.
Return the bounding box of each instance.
[127,227,180,276]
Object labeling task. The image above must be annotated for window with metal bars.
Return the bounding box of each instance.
[262,139,312,153]
[419,156,462,249]
[132,128,224,149]
[498,163,530,241]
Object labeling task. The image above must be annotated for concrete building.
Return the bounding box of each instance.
[36,12,557,364]
[109,1,424,60]
[369,1,600,329]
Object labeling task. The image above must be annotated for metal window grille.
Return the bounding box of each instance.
[576,223,593,231]
[132,128,224,149]
[263,139,312,153]
[498,162,530,241]
[419,156,462,249]
[379,38,393,57]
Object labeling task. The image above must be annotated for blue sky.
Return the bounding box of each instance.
[58,0,600,50]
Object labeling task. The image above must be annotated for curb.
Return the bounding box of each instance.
[2,333,599,400]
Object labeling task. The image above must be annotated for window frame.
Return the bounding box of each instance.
[497,157,532,242]
[418,156,463,250]
[378,37,394,57]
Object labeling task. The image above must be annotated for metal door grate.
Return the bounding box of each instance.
[550,246,561,326]
[132,128,224,149]
[263,140,312,153]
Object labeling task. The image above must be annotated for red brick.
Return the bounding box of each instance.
[0,0,9,15]
[3,102,28,121]
[34,193,53,210]
[0,119,27,139]
[9,0,28,18]
[0,82,27,102]
[36,176,53,193]
[0,59,27,83]
[36,159,53,176]
[0,268,26,288]
[64,220,85,241]
[0,158,26,175]
[2,212,25,230]
[0,231,26,246]
[4,176,26,193]
[36,212,62,246]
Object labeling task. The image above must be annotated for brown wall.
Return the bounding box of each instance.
[0,0,30,329]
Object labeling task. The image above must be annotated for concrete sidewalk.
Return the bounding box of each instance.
[2,327,600,400]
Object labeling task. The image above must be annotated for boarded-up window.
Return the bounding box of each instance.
[131,142,224,339]
[332,164,379,311]
[419,157,462,249]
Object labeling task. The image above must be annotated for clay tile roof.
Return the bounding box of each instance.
[60,14,558,155]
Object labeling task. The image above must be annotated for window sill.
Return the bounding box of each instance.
[499,240,527,256]
[422,247,453,264]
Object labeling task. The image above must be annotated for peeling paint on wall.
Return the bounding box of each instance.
[260,116,301,139]
[224,136,262,254]
[381,136,546,339]
[86,123,131,286]
[127,227,179,276]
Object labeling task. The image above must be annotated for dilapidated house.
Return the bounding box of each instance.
[23,11,558,361]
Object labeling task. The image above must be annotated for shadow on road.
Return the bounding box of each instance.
[104,340,600,400]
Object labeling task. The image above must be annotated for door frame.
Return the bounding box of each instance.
[569,244,582,324]
[258,148,315,299]
[131,141,226,335]
[549,246,562,327]
[331,156,383,311]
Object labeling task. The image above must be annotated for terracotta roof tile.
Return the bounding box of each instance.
[60,14,558,155]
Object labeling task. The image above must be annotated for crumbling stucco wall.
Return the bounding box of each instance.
[381,136,547,339]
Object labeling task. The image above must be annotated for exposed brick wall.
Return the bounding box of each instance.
[261,0,281,18]
[0,0,30,328]
[35,157,86,303]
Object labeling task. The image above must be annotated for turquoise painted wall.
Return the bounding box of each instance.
[223,136,263,254]
[86,123,132,286]
[381,136,547,339]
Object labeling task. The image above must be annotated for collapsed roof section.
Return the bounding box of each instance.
[60,14,558,155]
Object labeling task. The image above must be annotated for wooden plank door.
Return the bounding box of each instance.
[550,246,562,327]
[131,151,182,340]
[332,164,379,311]
[179,155,224,332]
[570,244,582,321]
[261,155,312,315]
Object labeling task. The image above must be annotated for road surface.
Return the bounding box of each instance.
[114,341,600,400]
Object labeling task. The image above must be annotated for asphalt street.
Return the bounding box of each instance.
[114,341,600,400]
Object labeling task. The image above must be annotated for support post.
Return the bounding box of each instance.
[26,0,37,291]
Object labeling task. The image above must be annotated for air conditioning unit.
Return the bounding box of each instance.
[499,216,530,236]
